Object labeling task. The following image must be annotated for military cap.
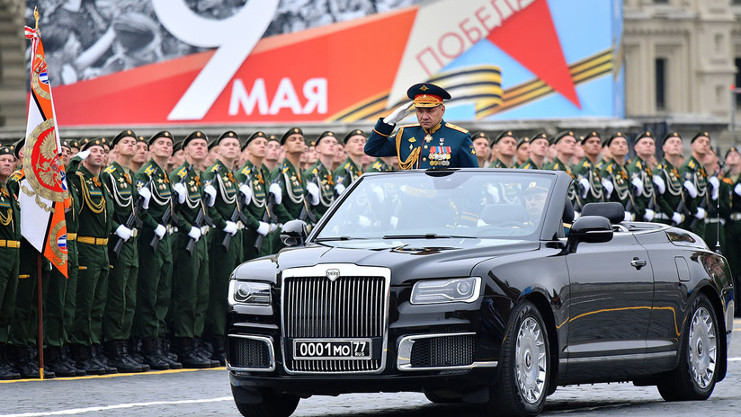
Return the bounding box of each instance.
[523,181,549,195]
[61,139,72,150]
[13,138,24,159]
[581,131,601,144]
[0,145,13,157]
[472,132,490,145]
[530,132,549,145]
[207,138,219,150]
[68,139,80,150]
[137,135,147,143]
[242,131,267,150]
[315,131,336,147]
[100,137,110,150]
[604,132,626,148]
[306,136,317,147]
[724,146,739,160]
[148,130,173,146]
[183,131,208,148]
[662,131,682,145]
[267,134,279,143]
[172,140,183,153]
[406,83,451,107]
[281,127,303,145]
[691,131,710,144]
[494,131,517,145]
[634,131,655,145]
[80,137,107,152]
[551,130,576,145]
[343,129,365,144]
[516,136,530,149]
[111,129,137,147]
[217,130,239,145]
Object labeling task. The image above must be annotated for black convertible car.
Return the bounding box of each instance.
[226,169,734,417]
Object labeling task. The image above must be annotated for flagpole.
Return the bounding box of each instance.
[32,6,45,381]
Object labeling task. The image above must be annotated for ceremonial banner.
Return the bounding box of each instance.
[21,24,69,277]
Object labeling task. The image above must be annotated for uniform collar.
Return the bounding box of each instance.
[424,119,444,135]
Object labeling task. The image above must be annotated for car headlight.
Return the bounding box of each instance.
[228,280,272,306]
[410,277,481,305]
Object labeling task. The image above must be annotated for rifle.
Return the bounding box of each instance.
[112,172,152,257]
[254,191,276,251]
[150,202,172,251]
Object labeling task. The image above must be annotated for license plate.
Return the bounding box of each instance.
[293,339,372,360]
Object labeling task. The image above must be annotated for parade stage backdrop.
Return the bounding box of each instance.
[31,0,624,127]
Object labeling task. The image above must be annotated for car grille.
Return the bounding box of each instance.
[227,336,273,370]
[410,334,475,368]
[283,275,387,373]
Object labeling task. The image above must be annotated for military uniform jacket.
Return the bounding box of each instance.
[70,165,114,239]
[273,160,308,223]
[333,158,363,189]
[545,157,579,208]
[723,173,740,221]
[655,158,684,220]
[135,159,173,231]
[600,159,632,209]
[304,160,335,219]
[202,160,239,230]
[170,162,207,232]
[489,159,514,169]
[365,118,478,169]
[0,181,20,242]
[236,161,272,231]
[101,161,138,233]
[679,156,709,217]
[626,157,657,221]
[519,158,540,170]
[572,157,604,204]
[366,157,393,172]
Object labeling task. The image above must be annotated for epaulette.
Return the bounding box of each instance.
[176,166,187,179]
[445,123,469,134]
[103,165,116,174]
[400,123,421,128]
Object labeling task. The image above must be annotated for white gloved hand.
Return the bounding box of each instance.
[76,150,91,160]
[578,177,590,199]
[223,221,238,235]
[306,182,320,206]
[624,211,633,222]
[672,212,683,225]
[631,176,643,195]
[335,183,346,196]
[239,183,252,205]
[695,207,706,220]
[486,184,500,203]
[683,180,698,198]
[382,101,414,125]
[204,184,217,207]
[256,221,270,236]
[644,209,655,222]
[154,224,167,239]
[188,226,201,242]
[601,179,614,199]
[138,186,151,210]
[358,215,371,227]
[269,183,282,205]
[372,186,384,203]
[172,182,186,204]
[268,223,279,233]
[652,175,666,194]
[115,225,133,241]
[390,216,399,228]
[735,183,741,197]
[708,177,719,201]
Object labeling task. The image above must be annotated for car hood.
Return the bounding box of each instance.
[233,239,540,285]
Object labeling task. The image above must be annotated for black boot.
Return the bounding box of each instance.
[0,343,20,380]
[157,338,182,369]
[128,338,145,365]
[194,338,220,368]
[44,346,77,377]
[61,346,86,376]
[15,346,55,379]
[174,338,211,369]
[120,340,149,372]
[71,344,105,375]
[210,336,226,366]
[141,338,169,370]
[89,345,117,374]
[104,340,142,373]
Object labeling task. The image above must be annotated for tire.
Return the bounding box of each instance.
[657,293,719,402]
[488,300,550,417]
[233,387,300,417]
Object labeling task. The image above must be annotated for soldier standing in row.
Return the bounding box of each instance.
[304,131,339,221]
[273,128,316,242]
[472,132,491,168]
[0,146,20,380]
[600,132,633,221]
[514,137,529,168]
[545,131,579,211]
[679,132,711,234]
[723,146,741,316]
[572,131,605,206]
[654,132,684,226]
[490,131,517,169]
[626,131,658,222]
[520,133,548,170]
[334,130,366,193]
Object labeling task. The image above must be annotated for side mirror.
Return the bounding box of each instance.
[280,220,308,247]
[567,215,613,252]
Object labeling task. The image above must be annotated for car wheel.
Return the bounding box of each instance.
[488,300,550,417]
[233,388,300,417]
[657,293,719,401]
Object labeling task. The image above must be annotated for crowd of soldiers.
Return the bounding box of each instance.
[0,125,739,380]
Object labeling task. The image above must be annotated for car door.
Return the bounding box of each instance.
[563,230,654,382]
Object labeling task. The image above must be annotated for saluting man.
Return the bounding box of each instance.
[600,132,633,221]
[679,132,712,234]
[626,131,659,222]
[304,131,340,221]
[572,131,605,205]
[365,83,478,169]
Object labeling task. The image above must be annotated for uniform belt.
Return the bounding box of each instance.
[77,236,109,245]
[0,239,20,248]
[730,212,741,221]
[67,233,77,241]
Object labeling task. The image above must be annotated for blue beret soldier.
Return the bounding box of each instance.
[365,83,478,169]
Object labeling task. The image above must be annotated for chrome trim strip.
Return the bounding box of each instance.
[226,334,275,372]
[563,351,676,364]
[397,332,495,371]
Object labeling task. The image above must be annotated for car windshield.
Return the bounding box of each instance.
[314,171,554,241]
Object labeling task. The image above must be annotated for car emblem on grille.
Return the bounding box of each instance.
[326,268,340,281]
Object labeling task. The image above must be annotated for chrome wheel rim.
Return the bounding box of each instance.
[688,306,716,389]
[515,316,547,404]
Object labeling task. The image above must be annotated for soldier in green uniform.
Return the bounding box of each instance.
[0,146,21,380]
[678,132,711,234]
[302,131,338,224]
[68,138,116,374]
[654,132,685,225]
[167,131,214,368]
[514,136,530,168]
[600,132,633,221]
[723,146,741,316]
[334,129,367,193]
[99,130,147,373]
[489,131,517,168]
[471,132,491,168]
[366,156,396,172]
[701,149,727,251]
[544,130,580,211]
[202,131,243,364]
[273,128,317,241]
[134,131,179,370]
[520,133,548,170]
[572,131,605,206]
[626,131,659,222]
